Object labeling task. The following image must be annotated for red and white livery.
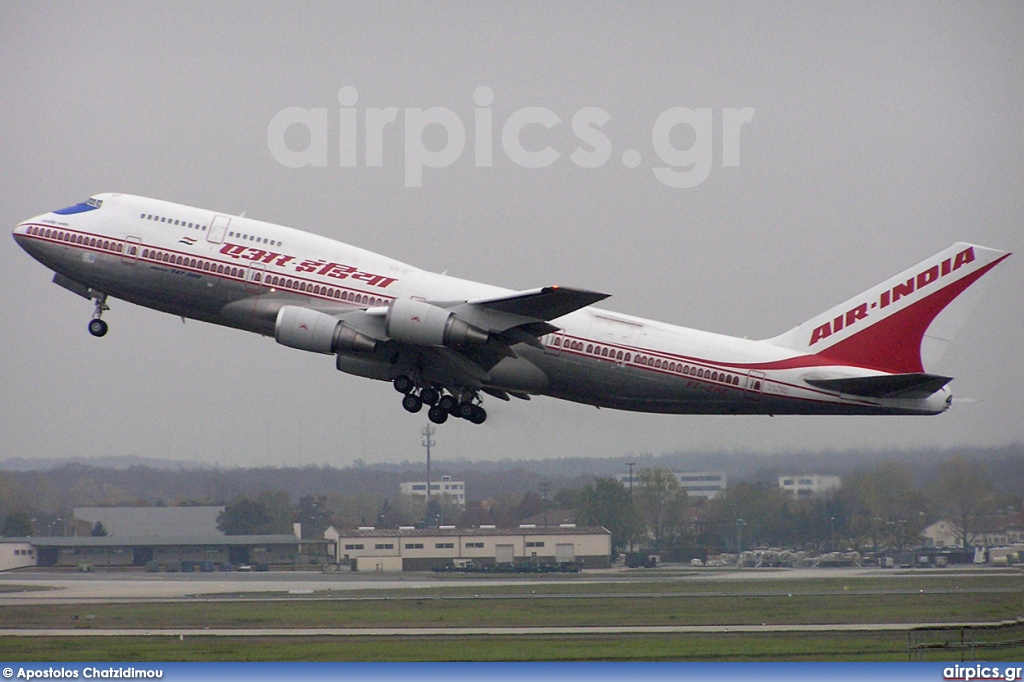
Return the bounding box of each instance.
[13,193,1011,425]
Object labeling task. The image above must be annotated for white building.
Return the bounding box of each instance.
[0,541,37,572]
[778,475,841,497]
[400,475,466,508]
[923,519,1024,549]
[616,471,727,499]
[324,525,611,571]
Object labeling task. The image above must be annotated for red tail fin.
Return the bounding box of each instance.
[768,243,1010,373]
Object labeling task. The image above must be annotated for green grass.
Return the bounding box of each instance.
[0,570,1019,661]
[2,589,1019,629]
[0,583,51,593]
[1,632,1022,662]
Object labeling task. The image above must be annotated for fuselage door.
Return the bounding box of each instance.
[589,315,643,367]
[544,332,565,356]
[745,370,766,399]
[245,261,267,293]
[121,236,141,265]
[207,215,231,244]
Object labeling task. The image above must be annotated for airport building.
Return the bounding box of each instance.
[0,534,334,570]
[616,470,728,499]
[324,524,612,572]
[778,475,842,497]
[399,475,467,508]
[0,505,336,572]
[0,503,610,573]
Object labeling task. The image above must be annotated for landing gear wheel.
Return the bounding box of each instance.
[88,319,108,337]
[88,292,109,338]
[427,406,449,424]
[393,376,414,394]
[420,387,440,406]
[468,405,487,424]
[455,402,475,420]
[401,394,423,413]
[438,394,458,413]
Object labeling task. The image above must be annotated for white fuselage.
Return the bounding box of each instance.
[13,193,954,417]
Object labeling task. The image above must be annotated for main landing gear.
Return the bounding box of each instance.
[88,293,109,337]
[394,376,487,425]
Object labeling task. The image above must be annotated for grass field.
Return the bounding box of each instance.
[1,570,1020,661]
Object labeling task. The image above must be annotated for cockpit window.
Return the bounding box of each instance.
[53,197,103,215]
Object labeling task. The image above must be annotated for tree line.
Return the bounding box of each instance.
[1,454,1019,562]
[573,456,1017,560]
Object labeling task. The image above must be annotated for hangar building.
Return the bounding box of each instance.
[325,524,612,572]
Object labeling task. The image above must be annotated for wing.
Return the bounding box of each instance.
[465,286,610,320]
[329,285,609,390]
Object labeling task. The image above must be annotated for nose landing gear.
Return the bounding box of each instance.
[392,376,487,425]
[88,293,109,337]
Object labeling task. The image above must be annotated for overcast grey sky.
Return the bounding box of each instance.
[2,2,1021,468]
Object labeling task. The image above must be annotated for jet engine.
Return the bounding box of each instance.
[385,298,489,347]
[274,306,377,354]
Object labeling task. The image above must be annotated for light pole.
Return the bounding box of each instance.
[830,516,836,552]
[539,481,550,527]
[735,518,747,555]
[421,425,435,528]
[626,462,636,554]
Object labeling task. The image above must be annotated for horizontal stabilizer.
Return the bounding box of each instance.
[805,372,952,399]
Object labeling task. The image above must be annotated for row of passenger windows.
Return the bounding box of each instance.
[134,247,384,305]
[553,335,744,387]
[265,274,387,306]
[141,213,207,231]
[27,225,124,253]
[29,224,377,308]
[228,230,283,248]
[141,248,245,279]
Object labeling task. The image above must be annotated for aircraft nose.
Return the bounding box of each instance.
[12,221,30,248]
[12,217,47,256]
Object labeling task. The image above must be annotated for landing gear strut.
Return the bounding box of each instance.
[393,375,488,425]
[88,293,109,337]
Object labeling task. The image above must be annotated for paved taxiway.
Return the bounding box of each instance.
[0,566,1016,606]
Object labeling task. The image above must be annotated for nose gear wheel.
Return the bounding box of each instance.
[88,293,109,337]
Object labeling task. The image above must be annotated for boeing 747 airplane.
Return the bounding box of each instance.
[13,194,1010,425]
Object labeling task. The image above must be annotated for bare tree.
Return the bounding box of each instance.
[634,467,688,555]
[932,455,993,551]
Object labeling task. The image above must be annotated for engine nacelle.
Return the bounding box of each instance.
[385,298,489,347]
[275,306,377,354]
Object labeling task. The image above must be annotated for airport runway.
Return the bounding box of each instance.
[0,566,1016,605]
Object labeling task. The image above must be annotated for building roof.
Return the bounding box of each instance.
[330,526,608,539]
[1,535,326,548]
[74,506,224,537]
